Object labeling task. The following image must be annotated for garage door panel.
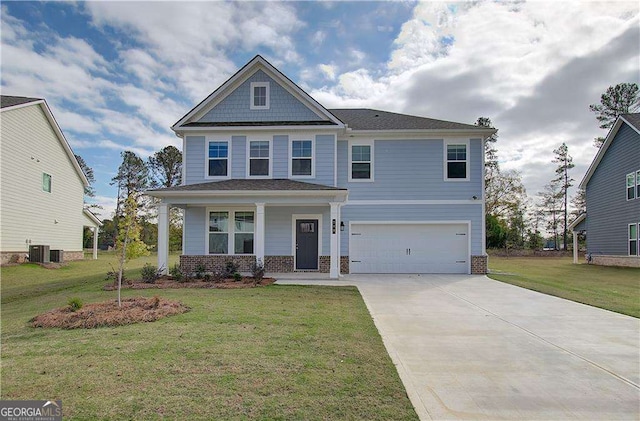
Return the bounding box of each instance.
[350,223,469,274]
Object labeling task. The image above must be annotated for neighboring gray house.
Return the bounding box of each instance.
[148,56,495,278]
[570,113,640,267]
[0,95,102,264]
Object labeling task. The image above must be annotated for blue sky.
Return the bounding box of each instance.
[2,1,639,219]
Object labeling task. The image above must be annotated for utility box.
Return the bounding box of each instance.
[29,245,50,263]
[50,250,64,263]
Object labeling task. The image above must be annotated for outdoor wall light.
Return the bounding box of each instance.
[340,221,345,231]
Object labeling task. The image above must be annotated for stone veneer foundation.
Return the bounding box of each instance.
[471,255,488,274]
[0,250,84,265]
[179,255,351,274]
[590,255,640,268]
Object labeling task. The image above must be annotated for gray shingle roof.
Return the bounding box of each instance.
[183,120,337,127]
[148,179,346,193]
[1,95,42,109]
[622,113,640,132]
[328,108,483,131]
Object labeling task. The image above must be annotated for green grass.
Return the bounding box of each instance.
[488,256,640,318]
[1,255,417,420]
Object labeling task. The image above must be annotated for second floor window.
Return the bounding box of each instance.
[291,140,313,177]
[250,82,269,109]
[42,173,52,193]
[446,143,468,180]
[350,144,372,180]
[627,172,636,200]
[208,141,228,177]
[249,140,270,177]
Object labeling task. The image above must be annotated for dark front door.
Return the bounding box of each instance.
[296,219,319,270]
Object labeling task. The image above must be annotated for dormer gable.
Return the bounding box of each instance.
[173,55,343,131]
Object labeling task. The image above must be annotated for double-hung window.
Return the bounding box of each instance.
[42,173,52,193]
[248,140,270,177]
[291,139,313,177]
[626,172,636,200]
[208,210,255,255]
[208,141,229,178]
[250,82,269,109]
[629,223,638,256]
[349,141,373,181]
[637,170,640,198]
[446,142,468,180]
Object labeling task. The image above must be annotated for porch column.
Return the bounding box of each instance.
[157,202,169,274]
[92,226,99,260]
[330,202,340,279]
[572,231,578,264]
[255,203,265,266]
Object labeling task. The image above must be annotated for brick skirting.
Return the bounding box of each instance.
[471,255,488,274]
[179,255,350,274]
[63,251,84,261]
[591,255,640,268]
[264,256,294,272]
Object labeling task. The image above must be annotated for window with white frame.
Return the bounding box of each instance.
[626,172,636,200]
[208,141,229,177]
[248,140,270,177]
[291,139,313,177]
[349,142,373,181]
[250,82,269,109]
[629,223,638,256]
[446,143,468,180]
[637,170,640,199]
[42,173,51,193]
[208,210,254,255]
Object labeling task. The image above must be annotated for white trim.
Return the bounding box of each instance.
[205,138,231,180]
[83,208,103,227]
[292,213,323,271]
[205,207,256,255]
[481,137,487,255]
[627,171,637,201]
[333,135,338,187]
[568,213,586,231]
[181,136,186,185]
[629,223,639,257]
[149,189,348,199]
[444,139,470,181]
[348,220,472,274]
[250,81,270,110]
[246,137,273,179]
[343,128,496,139]
[345,199,482,205]
[348,139,374,182]
[288,137,315,179]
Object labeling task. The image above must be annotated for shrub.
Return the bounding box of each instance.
[251,262,265,285]
[194,263,206,279]
[141,263,162,284]
[203,273,211,282]
[169,263,184,282]
[223,260,239,278]
[67,297,83,312]
[106,265,127,286]
[233,272,242,282]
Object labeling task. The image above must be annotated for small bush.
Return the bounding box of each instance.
[233,272,242,282]
[251,262,265,285]
[141,264,162,284]
[169,263,184,282]
[106,265,127,285]
[194,263,206,279]
[224,260,239,278]
[203,273,211,282]
[210,270,225,283]
[67,297,83,312]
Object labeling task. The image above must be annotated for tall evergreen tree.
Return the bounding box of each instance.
[148,146,182,188]
[75,154,96,198]
[538,181,563,250]
[552,143,575,251]
[476,117,498,185]
[111,151,149,217]
[589,82,639,147]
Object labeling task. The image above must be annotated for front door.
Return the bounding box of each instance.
[296,219,319,270]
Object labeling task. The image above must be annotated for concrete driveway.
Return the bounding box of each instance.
[277,274,640,420]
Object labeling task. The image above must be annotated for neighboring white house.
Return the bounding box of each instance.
[0,95,101,264]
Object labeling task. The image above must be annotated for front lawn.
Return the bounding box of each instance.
[488,256,640,318]
[1,257,417,420]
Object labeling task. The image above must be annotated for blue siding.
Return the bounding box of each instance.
[315,134,335,186]
[586,123,640,255]
[184,136,205,185]
[184,207,206,254]
[198,70,321,123]
[231,136,246,178]
[273,135,289,178]
[340,204,483,256]
[337,138,483,200]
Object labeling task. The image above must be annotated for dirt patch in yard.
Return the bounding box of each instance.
[30,296,190,329]
[103,276,275,290]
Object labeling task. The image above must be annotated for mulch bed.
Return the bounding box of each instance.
[30,297,190,329]
[103,276,275,291]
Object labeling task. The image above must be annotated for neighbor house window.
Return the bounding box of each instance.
[234,212,254,254]
[248,140,270,177]
[42,173,51,193]
[626,172,636,200]
[349,141,373,181]
[250,82,269,110]
[208,141,229,177]
[629,223,638,256]
[446,143,468,180]
[637,170,640,199]
[208,210,254,255]
[209,211,229,254]
[291,139,313,177]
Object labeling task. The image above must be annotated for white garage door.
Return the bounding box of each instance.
[349,223,469,274]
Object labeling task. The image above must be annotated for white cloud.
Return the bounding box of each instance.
[319,64,337,81]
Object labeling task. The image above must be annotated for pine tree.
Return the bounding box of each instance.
[552,143,574,251]
[148,146,182,188]
[589,83,639,147]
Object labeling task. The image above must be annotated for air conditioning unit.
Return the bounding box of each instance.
[50,250,64,263]
[29,245,50,263]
